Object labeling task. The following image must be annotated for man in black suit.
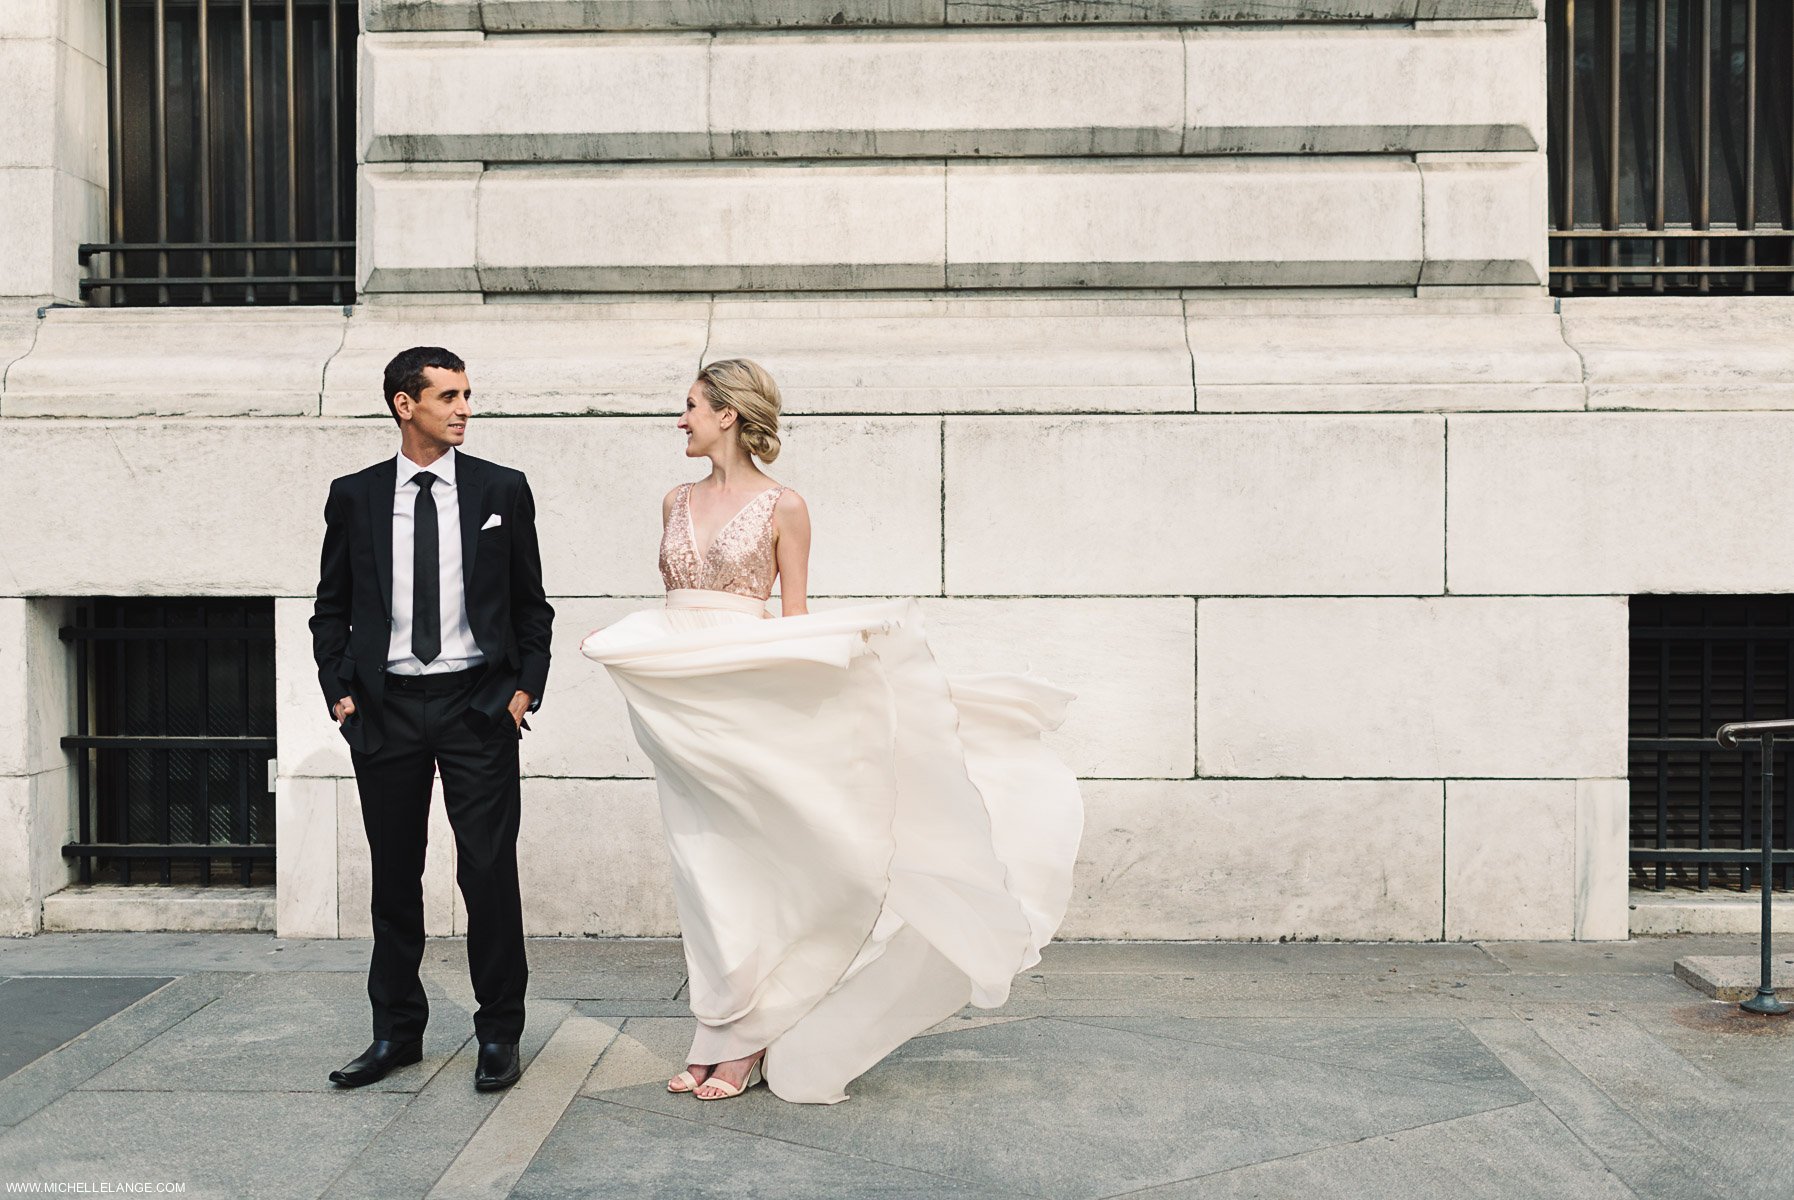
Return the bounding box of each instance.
[311,346,553,1092]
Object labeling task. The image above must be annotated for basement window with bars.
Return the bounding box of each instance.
[1630,595,1794,893]
[82,0,356,307]
[62,599,276,886]
[1548,0,1794,294]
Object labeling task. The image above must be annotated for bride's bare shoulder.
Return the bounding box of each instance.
[772,486,809,521]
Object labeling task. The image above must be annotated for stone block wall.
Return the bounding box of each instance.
[0,0,107,304]
[353,8,1546,296]
[5,293,1791,943]
[1,0,1776,944]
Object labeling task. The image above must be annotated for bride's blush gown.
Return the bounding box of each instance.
[580,482,1083,1103]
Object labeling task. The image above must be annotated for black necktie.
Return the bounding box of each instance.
[412,471,440,665]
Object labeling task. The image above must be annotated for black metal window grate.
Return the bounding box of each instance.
[1630,595,1794,892]
[82,0,356,307]
[1547,0,1794,295]
[62,599,277,886]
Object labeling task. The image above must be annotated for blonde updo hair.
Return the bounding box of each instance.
[696,358,782,464]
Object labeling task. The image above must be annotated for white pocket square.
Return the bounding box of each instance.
[480,513,502,531]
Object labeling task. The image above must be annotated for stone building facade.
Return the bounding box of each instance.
[1,0,1789,941]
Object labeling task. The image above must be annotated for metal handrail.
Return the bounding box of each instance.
[1715,719,1794,748]
[1713,720,1793,1015]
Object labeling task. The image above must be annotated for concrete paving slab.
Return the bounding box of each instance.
[1596,997,1794,1103]
[0,934,1783,1199]
[429,1011,617,1199]
[0,1089,408,1200]
[1055,1016,1528,1096]
[0,932,374,974]
[1132,1101,1637,1200]
[1525,1013,1794,1199]
[1481,937,1761,976]
[580,1016,688,1097]
[0,976,170,1079]
[1042,940,1507,975]
[0,973,239,1128]
[595,1017,1523,1200]
[1673,953,1794,1002]
[516,1099,1016,1200]
[1467,1018,1724,1200]
[79,972,469,1094]
[320,1000,573,1200]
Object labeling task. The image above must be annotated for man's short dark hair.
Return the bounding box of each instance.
[383,346,467,424]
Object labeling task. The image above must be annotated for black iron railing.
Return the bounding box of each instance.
[1714,719,1791,1015]
[61,599,277,886]
[1548,0,1794,294]
[82,0,356,307]
[1630,595,1794,891]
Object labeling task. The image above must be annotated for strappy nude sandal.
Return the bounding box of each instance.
[694,1054,763,1101]
[667,1068,706,1093]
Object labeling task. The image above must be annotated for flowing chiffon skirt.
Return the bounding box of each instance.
[579,590,1083,1103]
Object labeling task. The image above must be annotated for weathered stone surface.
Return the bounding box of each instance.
[365,24,1538,161]
[3,307,348,417]
[515,598,657,781]
[955,1,1540,20]
[918,596,1196,779]
[475,163,948,293]
[362,33,710,163]
[1628,889,1794,936]
[1184,25,1544,154]
[383,0,1545,29]
[946,157,1423,288]
[275,776,339,939]
[705,296,1194,414]
[1197,598,1629,779]
[1187,296,1581,412]
[1673,954,1794,1002]
[0,599,67,778]
[0,419,390,596]
[323,302,709,417]
[1562,297,1794,411]
[478,0,945,30]
[1446,780,1575,941]
[364,0,482,32]
[1448,413,1794,594]
[41,884,276,932]
[517,780,679,936]
[358,162,481,293]
[0,39,57,169]
[0,167,100,303]
[1418,151,1547,286]
[945,415,1443,595]
[1573,779,1627,941]
[1063,779,1445,940]
[710,28,1183,158]
[0,309,39,387]
[0,776,38,937]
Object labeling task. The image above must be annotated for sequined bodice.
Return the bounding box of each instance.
[659,482,785,600]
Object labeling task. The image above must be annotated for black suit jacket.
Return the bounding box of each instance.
[310,452,555,755]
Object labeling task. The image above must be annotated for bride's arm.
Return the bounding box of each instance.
[772,490,811,617]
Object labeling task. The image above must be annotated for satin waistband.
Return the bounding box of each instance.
[665,588,771,616]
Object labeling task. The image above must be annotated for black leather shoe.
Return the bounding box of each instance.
[475,1041,521,1092]
[329,1039,423,1088]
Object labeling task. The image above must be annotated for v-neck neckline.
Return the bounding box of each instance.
[686,482,778,566]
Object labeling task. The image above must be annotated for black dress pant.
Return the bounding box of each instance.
[351,668,527,1044]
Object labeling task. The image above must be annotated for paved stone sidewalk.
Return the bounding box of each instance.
[0,933,1789,1199]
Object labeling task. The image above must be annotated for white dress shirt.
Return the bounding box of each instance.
[387,448,485,675]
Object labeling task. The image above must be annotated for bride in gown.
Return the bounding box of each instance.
[580,359,1084,1104]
